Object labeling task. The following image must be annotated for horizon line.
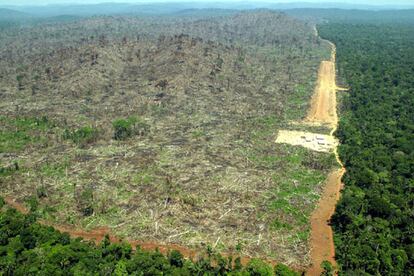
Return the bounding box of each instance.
[2,1,414,8]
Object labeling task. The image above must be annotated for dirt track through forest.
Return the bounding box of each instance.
[306,42,345,276]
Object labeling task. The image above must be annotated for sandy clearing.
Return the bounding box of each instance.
[275,130,337,152]
[4,196,29,214]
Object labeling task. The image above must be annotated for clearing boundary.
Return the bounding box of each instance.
[306,42,346,275]
[276,33,346,275]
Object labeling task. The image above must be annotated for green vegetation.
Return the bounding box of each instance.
[245,259,273,275]
[287,9,414,25]
[275,263,300,276]
[0,116,54,153]
[241,114,336,246]
[319,23,414,274]
[132,166,157,186]
[112,117,149,140]
[284,82,315,121]
[0,162,20,177]
[0,201,300,275]
[320,261,334,276]
[113,117,136,140]
[63,126,99,146]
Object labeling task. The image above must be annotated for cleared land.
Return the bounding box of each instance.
[275,130,336,153]
[276,45,342,152]
[0,11,335,268]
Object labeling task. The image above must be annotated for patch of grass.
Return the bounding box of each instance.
[113,117,137,140]
[157,146,175,167]
[36,204,58,220]
[296,229,310,242]
[150,104,168,117]
[238,113,336,251]
[244,151,282,169]
[0,129,32,152]
[0,161,20,177]
[270,219,293,231]
[240,115,284,168]
[5,116,55,131]
[250,115,280,137]
[117,188,134,201]
[40,158,70,179]
[265,146,332,232]
[112,116,149,140]
[285,82,315,121]
[0,116,56,153]
[133,167,156,186]
[191,129,206,139]
[63,126,99,146]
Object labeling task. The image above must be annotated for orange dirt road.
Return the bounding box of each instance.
[307,169,344,275]
[306,42,345,276]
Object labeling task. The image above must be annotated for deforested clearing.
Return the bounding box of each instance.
[0,11,336,268]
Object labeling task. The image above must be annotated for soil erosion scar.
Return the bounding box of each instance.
[307,41,345,276]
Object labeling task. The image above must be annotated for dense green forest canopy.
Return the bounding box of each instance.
[319,23,414,275]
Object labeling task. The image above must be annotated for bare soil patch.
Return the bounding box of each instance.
[275,130,337,153]
[307,169,344,275]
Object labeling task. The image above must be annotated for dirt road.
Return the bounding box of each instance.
[306,59,337,126]
[307,42,345,275]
